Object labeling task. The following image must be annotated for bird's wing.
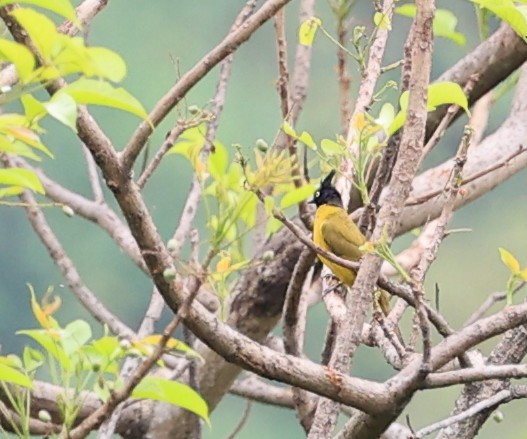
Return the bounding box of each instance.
[321,213,365,261]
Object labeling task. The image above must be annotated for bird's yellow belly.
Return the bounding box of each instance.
[318,254,356,286]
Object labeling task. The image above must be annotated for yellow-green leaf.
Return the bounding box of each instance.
[132,377,209,424]
[320,138,344,156]
[299,17,321,46]
[264,195,275,215]
[0,363,32,388]
[0,168,44,194]
[1,0,78,23]
[282,120,297,138]
[10,8,58,61]
[58,78,149,120]
[86,46,127,82]
[396,5,466,45]
[208,141,228,180]
[43,93,78,132]
[499,247,520,274]
[472,0,527,41]
[280,184,315,209]
[374,11,391,30]
[519,266,527,281]
[0,38,35,82]
[298,131,317,150]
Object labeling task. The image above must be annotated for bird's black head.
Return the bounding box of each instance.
[310,170,343,208]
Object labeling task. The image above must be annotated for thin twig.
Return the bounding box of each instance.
[120,0,293,172]
[224,400,253,439]
[5,175,135,338]
[414,388,518,438]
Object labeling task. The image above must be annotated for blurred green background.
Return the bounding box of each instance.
[1,0,527,437]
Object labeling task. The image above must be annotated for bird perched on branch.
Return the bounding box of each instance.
[310,170,389,313]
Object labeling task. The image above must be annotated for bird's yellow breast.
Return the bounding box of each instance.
[313,204,363,286]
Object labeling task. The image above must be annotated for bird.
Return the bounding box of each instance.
[310,170,390,313]
[310,170,365,287]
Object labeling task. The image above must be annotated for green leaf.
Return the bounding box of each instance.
[0,138,42,161]
[132,377,209,424]
[519,267,527,282]
[0,38,35,82]
[61,320,92,355]
[10,8,58,61]
[57,78,149,120]
[499,247,520,274]
[472,0,527,40]
[321,138,344,156]
[375,103,395,133]
[390,82,469,135]
[280,184,315,209]
[427,82,470,114]
[298,131,317,150]
[0,168,44,194]
[43,93,78,132]
[86,47,127,82]
[282,120,297,138]
[298,17,321,46]
[0,0,78,23]
[21,94,46,124]
[22,346,44,372]
[208,141,228,180]
[374,11,391,30]
[17,329,71,370]
[0,363,33,388]
[396,5,466,45]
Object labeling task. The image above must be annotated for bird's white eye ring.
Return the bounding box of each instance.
[315,191,320,198]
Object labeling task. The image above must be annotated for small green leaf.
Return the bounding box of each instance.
[0,363,33,388]
[1,0,78,23]
[132,377,209,424]
[0,38,35,82]
[21,94,46,123]
[519,266,527,281]
[86,47,127,82]
[472,0,527,41]
[374,11,391,30]
[375,103,395,132]
[396,5,466,45]
[427,82,470,114]
[10,8,58,61]
[0,168,44,194]
[320,138,344,156]
[280,184,315,209]
[208,141,228,180]
[0,138,42,161]
[282,120,297,138]
[61,320,92,355]
[57,78,149,120]
[43,93,78,132]
[298,17,321,46]
[22,346,44,372]
[17,329,71,370]
[298,131,317,150]
[499,247,520,274]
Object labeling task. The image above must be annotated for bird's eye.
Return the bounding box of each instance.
[315,191,320,198]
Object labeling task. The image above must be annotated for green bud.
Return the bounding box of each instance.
[493,410,504,423]
[38,409,52,423]
[255,138,269,152]
[188,105,200,115]
[262,250,275,262]
[163,267,177,281]
[167,239,178,253]
[62,205,74,217]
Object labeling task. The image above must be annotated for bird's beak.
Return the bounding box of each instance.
[308,198,316,205]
